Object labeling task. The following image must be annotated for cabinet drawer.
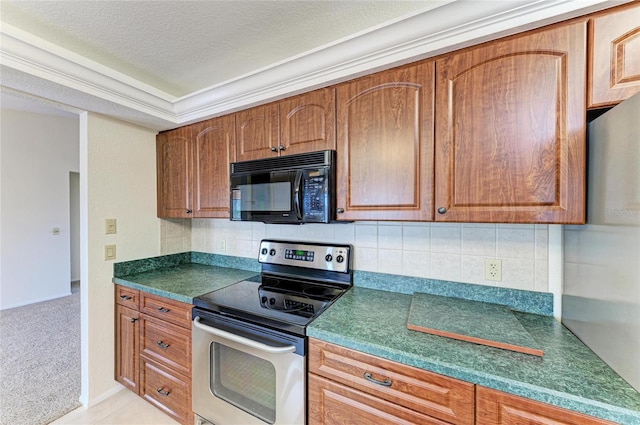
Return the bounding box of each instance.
[140,292,192,328]
[476,386,616,425]
[140,358,191,425]
[140,315,191,377]
[309,339,474,425]
[115,285,139,310]
[309,373,452,425]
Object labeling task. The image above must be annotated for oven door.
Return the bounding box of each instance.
[192,311,305,425]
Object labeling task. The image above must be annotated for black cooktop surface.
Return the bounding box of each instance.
[193,274,348,331]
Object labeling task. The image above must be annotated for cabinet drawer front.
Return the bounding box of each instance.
[140,292,192,328]
[141,358,191,424]
[476,386,616,425]
[115,285,139,310]
[309,339,474,425]
[309,374,452,425]
[141,315,191,377]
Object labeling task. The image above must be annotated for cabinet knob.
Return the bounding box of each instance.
[270,146,277,152]
[186,208,192,214]
[129,317,137,323]
[279,145,285,151]
[437,207,447,214]
[336,208,344,214]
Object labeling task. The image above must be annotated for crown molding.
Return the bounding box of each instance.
[0,0,619,130]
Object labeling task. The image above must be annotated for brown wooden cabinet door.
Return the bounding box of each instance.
[279,88,336,155]
[156,127,193,218]
[476,386,616,425]
[234,102,279,161]
[309,374,451,425]
[192,115,235,218]
[115,304,139,394]
[588,3,640,108]
[336,61,435,221]
[435,22,587,224]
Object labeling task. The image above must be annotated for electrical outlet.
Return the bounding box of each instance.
[485,259,502,281]
[217,240,226,252]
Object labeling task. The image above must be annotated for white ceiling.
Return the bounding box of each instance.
[0,0,622,131]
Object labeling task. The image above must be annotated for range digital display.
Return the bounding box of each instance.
[285,249,315,262]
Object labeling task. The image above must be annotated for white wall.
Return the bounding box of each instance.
[81,112,160,405]
[164,219,553,293]
[0,109,79,309]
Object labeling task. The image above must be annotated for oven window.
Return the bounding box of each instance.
[211,342,276,424]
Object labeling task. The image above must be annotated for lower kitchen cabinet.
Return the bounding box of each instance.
[476,386,616,425]
[115,303,139,394]
[309,374,454,425]
[140,357,192,424]
[308,338,475,425]
[114,285,193,425]
[309,339,618,425]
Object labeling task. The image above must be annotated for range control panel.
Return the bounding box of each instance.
[258,240,351,273]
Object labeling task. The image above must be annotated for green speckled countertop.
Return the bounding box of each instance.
[307,287,640,424]
[113,263,258,304]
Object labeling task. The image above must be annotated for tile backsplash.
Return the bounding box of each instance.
[161,218,551,293]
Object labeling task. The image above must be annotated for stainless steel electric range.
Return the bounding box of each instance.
[192,239,352,425]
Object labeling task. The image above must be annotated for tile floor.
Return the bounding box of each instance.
[50,389,179,425]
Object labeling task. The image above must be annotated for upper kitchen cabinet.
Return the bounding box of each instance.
[434,21,587,224]
[191,115,236,218]
[588,2,640,109]
[279,88,336,155]
[234,102,280,162]
[157,126,193,218]
[235,88,336,162]
[156,116,235,218]
[335,61,435,221]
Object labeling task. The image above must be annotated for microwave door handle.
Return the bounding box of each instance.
[193,317,296,354]
[294,171,303,220]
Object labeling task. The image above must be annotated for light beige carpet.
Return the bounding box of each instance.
[0,288,81,425]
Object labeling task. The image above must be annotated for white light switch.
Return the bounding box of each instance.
[105,219,117,234]
[105,244,116,261]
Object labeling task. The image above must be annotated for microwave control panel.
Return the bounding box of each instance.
[302,168,330,222]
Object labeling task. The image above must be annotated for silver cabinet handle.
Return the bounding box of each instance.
[156,341,169,349]
[193,316,296,354]
[157,307,170,313]
[364,372,392,387]
[156,387,170,397]
[120,295,132,301]
[129,317,137,323]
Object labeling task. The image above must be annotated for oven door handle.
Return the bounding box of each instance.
[193,316,296,354]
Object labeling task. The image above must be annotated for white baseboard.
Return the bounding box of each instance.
[0,291,73,311]
[81,383,125,408]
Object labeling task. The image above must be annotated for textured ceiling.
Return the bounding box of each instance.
[0,0,442,97]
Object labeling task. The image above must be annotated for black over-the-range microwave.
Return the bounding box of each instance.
[230,150,336,224]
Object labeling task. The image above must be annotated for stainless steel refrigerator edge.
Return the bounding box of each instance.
[563,92,640,391]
